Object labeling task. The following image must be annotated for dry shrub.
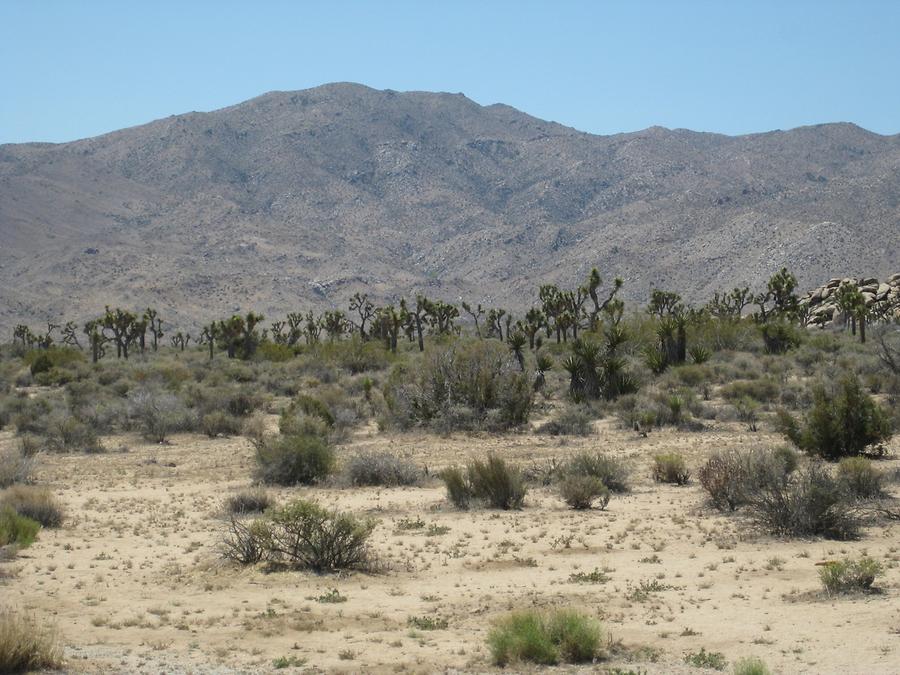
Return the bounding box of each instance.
[564,452,630,493]
[441,455,526,510]
[652,453,691,485]
[224,488,272,514]
[559,476,609,510]
[0,451,33,489]
[0,609,62,673]
[344,452,420,487]
[0,486,64,528]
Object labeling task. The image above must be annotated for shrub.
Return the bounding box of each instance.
[467,455,526,509]
[684,647,727,670]
[46,414,104,453]
[220,515,270,564]
[0,451,33,489]
[732,657,771,675]
[224,488,272,514]
[698,448,795,512]
[440,467,472,509]
[0,487,64,528]
[776,374,892,459]
[836,457,884,500]
[487,609,602,666]
[564,452,629,493]
[559,476,610,510]
[265,499,375,572]
[384,339,533,431]
[441,455,527,509]
[29,352,53,376]
[344,452,419,487]
[0,506,40,549]
[818,557,882,594]
[128,387,190,443]
[255,433,334,486]
[537,406,593,436]
[285,394,334,427]
[200,411,243,438]
[720,378,780,403]
[0,609,62,673]
[652,453,691,485]
[747,463,858,539]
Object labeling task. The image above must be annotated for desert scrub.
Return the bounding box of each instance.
[564,451,630,492]
[199,411,243,438]
[684,647,727,670]
[537,405,594,436]
[487,609,603,666]
[264,499,376,572]
[343,451,419,486]
[0,506,40,549]
[732,657,771,675]
[818,557,882,594]
[698,447,796,511]
[0,609,62,673]
[559,476,610,510]
[652,453,691,485]
[776,373,892,459]
[0,486,64,528]
[0,450,33,489]
[747,463,859,539]
[441,455,526,509]
[836,457,884,499]
[384,339,533,431]
[255,433,334,485]
[127,386,191,443]
[224,488,272,514]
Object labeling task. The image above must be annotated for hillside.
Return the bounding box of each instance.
[2,82,899,332]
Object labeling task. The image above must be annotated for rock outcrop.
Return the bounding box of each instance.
[801,274,900,327]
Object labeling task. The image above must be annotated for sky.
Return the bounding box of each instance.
[2,0,899,144]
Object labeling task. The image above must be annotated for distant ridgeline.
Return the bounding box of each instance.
[801,274,900,328]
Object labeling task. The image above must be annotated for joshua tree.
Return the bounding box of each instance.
[171,332,191,351]
[83,319,107,363]
[835,281,869,342]
[285,312,304,345]
[586,268,623,330]
[461,301,486,338]
[200,322,219,360]
[322,310,348,341]
[754,267,800,323]
[304,311,322,344]
[424,299,458,336]
[61,321,82,350]
[519,308,546,350]
[376,305,402,353]
[102,307,139,359]
[563,327,636,402]
[144,308,164,351]
[647,289,683,318]
[706,287,751,319]
[486,308,506,340]
[349,292,376,339]
[402,296,429,351]
[539,284,566,343]
[533,352,553,392]
[507,332,527,371]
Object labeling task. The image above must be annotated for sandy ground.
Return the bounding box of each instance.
[3,418,900,675]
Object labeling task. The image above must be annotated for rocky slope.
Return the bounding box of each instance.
[2,82,900,332]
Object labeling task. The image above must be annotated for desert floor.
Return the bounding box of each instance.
[3,416,900,674]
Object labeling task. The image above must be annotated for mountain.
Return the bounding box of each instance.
[2,82,899,333]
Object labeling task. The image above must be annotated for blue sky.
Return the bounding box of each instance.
[2,0,898,144]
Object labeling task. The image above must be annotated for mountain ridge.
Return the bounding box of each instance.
[2,82,899,333]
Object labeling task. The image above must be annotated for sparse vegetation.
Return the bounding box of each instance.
[818,557,883,594]
[441,455,526,510]
[652,453,691,485]
[487,609,603,666]
[0,609,62,673]
[0,486,64,528]
[255,433,335,486]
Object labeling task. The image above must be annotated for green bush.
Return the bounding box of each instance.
[0,506,40,549]
[441,455,526,509]
[818,556,882,594]
[0,609,62,673]
[285,394,335,427]
[487,609,602,666]
[684,647,727,670]
[265,499,376,572]
[732,657,771,675]
[255,433,334,486]
[836,457,884,499]
[467,455,527,509]
[776,374,892,459]
[652,453,691,485]
[46,414,104,453]
[0,486,64,528]
[720,378,780,403]
[565,452,630,493]
[559,476,610,510]
[344,452,419,487]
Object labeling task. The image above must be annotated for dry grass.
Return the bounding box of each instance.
[0,609,62,673]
